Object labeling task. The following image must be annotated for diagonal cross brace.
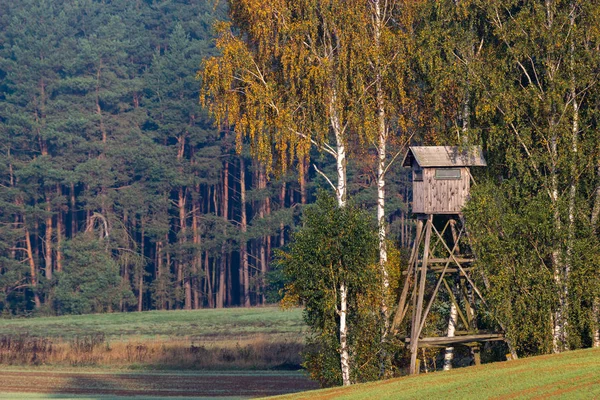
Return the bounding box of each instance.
[431,223,487,307]
[416,226,464,338]
[391,219,425,333]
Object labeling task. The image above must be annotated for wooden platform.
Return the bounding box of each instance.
[427,257,474,264]
[403,333,505,348]
[402,266,474,275]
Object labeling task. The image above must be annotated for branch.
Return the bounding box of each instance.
[467,168,477,186]
[291,128,337,157]
[8,247,29,252]
[516,60,534,88]
[507,121,540,175]
[313,164,336,192]
[381,132,415,177]
[527,55,544,94]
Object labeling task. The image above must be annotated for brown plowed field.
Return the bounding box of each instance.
[0,370,319,398]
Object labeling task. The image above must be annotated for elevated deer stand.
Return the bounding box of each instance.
[392,146,505,374]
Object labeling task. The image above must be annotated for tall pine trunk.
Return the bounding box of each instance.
[192,197,201,309]
[240,157,250,307]
[206,251,214,308]
[44,189,53,281]
[24,217,41,309]
[178,186,189,310]
[70,183,77,237]
[217,161,229,308]
[279,181,286,247]
[138,219,145,312]
[300,158,307,205]
[56,184,63,273]
[165,234,172,310]
[258,164,267,305]
[156,241,164,310]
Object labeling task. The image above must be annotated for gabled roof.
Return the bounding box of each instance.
[402,146,487,168]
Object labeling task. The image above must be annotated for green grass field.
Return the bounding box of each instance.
[273,347,600,399]
[0,306,306,341]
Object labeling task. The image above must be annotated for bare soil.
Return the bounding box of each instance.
[0,369,319,398]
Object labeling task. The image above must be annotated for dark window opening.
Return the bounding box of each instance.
[413,169,423,181]
[435,168,461,180]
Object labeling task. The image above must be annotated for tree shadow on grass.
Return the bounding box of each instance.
[0,369,318,399]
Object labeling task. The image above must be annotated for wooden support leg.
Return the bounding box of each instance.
[392,219,424,333]
[473,345,481,366]
[410,216,432,375]
[462,279,477,330]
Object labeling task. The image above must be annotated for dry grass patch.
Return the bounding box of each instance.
[0,333,303,370]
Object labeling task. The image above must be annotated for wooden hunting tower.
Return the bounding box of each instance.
[402,146,486,214]
[393,145,507,375]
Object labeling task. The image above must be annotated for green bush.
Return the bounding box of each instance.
[54,235,131,314]
[278,194,386,386]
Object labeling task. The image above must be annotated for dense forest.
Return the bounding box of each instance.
[0,0,411,315]
[201,0,600,365]
[1,0,600,377]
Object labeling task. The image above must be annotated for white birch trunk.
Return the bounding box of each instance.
[591,162,600,228]
[551,139,565,353]
[553,4,579,352]
[445,62,471,365]
[331,104,347,207]
[339,281,350,385]
[444,221,461,370]
[331,92,350,385]
[593,297,600,348]
[373,0,390,337]
[550,110,565,352]
[561,4,579,352]
[591,153,600,349]
[443,301,458,371]
[544,0,563,354]
[336,138,347,208]
[369,0,392,376]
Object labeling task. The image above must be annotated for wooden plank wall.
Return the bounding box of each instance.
[412,168,469,214]
[413,179,426,213]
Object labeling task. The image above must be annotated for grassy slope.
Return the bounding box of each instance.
[0,306,305,341]
[273,347,600,400]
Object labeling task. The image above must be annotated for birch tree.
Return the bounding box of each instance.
[201,0,380,384]
[461,0,600,355]
[278,195,379,386]
[484,0,600,353]
[343,0,418,374]
[415,0,489,368]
